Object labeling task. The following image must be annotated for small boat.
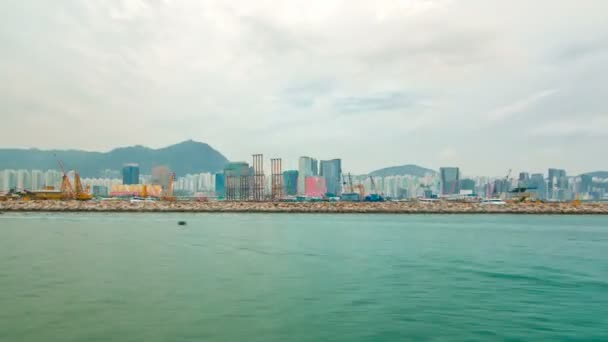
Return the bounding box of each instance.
[178,221,187,226]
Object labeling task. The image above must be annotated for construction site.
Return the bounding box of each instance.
[0,159,177,203]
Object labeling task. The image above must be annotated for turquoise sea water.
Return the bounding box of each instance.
[1,213,607,341]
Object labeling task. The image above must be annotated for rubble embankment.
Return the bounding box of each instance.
[1,200,608,214]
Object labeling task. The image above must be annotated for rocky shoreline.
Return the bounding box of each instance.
[2,200,608,214]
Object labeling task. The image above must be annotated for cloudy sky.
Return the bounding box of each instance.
[1,0,607,176]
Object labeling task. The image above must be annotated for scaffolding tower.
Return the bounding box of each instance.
[252,154,265,201]
[271,158,283,200]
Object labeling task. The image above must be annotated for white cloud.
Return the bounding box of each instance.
[1,0,608,175]
[531,116,608,137]
[488,89,558,122]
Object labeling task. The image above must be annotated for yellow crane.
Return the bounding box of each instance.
[57,159,92,201]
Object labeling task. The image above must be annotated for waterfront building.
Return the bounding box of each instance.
[548,168,567,200]
[298,157,318,195]
[223,162,251,200]
[215,173,225,199]
[518,172,530,188]
[31,170,44,190]
[529,173,547,199]
[44,170,63,189]
[2,169,17,192]
[305,176,327,198]
[320,159,342,196]
[17,169,31,190]
[92,185,109,197]
[580,174,593,193]
[283,170,299,196]
[122,163,140,185]
[459,178,476,192]
[440,167,460,195]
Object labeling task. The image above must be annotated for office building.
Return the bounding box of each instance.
[215,173,225,199]
[320,159,342,196]
[580,174,593,193]
[283,170,299,196]
[223,162,251,200]
[548,168,567,200]
[305,176,327,198]
[122,164,140,185]
[529,173,547,199]
[439,167,460,195]
[459,178,476,192]
[518,172,530,188]
[298,157,318,195]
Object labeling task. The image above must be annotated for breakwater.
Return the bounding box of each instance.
[2,200,608,214]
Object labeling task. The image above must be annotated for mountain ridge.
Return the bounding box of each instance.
[369,164,437,177]
[0,140,229,177]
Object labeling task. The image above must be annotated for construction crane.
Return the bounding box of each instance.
[57,159,75,199]
[365,175,384,202]
[346,173,354,193]
[55,157,91,200]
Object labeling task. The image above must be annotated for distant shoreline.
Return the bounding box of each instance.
[2,200,608,215]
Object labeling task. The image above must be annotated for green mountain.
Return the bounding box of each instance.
[0,140,229,177]
[369,164,436,177]
[581,171,608,179]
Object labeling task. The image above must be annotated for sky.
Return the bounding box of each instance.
[1,0,607,176]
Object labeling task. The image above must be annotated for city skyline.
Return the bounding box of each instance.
[0,140,606,179]
[1,1,608,175]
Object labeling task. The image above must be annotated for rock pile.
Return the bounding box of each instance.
[1,200,607,214]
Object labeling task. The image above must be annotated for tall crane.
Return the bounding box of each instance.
[56,155,91,200]
[57,158,75,199]
[365,175,384,202]
[346,173,354,193]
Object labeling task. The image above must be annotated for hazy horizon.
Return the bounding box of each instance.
[2,1,607,175]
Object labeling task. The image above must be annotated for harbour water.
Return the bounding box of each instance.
[1,213,607,341]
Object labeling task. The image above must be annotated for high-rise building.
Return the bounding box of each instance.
[459,178,476,192]
[305,176,327,198]
[518,172,530,188]
[122,164,140,185]
[283,170,299,196]
[2,170,17,191]
[17,170,31,190]
[320,159,342,196]
[580,174,593,193]
[529,173,546,200]
[214,173,225,199]
[439,167,460,195]
[223,162,251,200]
[31,170,44,190]
[44,169,63,189]
[548,168,567,200]
[298,157,318,195]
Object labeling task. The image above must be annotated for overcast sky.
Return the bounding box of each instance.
[1,0,607,176]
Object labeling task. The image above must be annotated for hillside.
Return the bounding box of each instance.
[369,164,436,177]
[0,140,229,177]
[581,171,608,179]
